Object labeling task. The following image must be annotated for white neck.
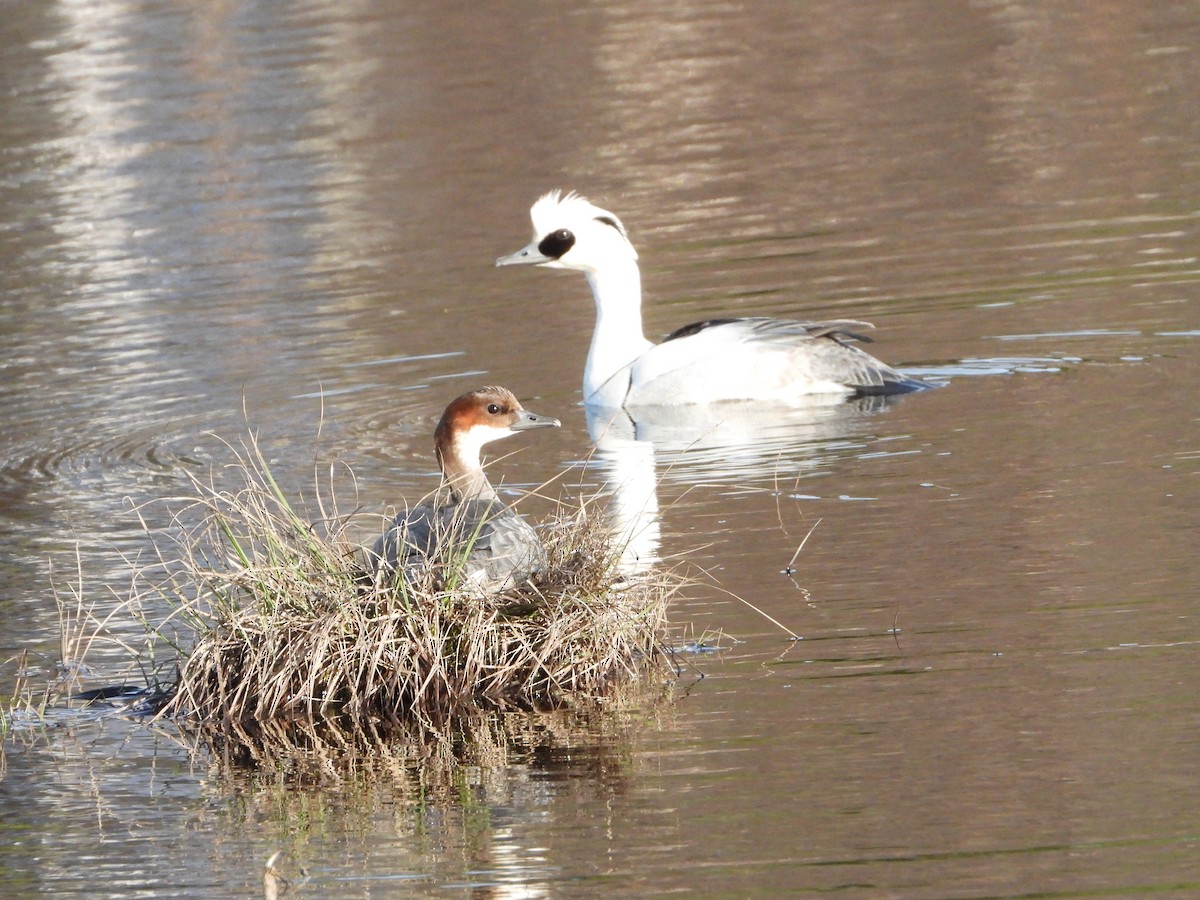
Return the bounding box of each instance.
[439,425,505,502]
[582,260,654,407]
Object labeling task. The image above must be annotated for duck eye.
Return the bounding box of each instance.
[487,403,501,415]
[537,228,575,259]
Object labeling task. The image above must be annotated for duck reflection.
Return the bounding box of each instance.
[585,411,662,572]
[586,394,907,570]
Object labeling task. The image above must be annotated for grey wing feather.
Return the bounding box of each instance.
[371,498,546,589]
[729,317,877,345]
[659,317,925,395]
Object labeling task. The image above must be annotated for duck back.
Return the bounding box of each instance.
[373,497,546,590]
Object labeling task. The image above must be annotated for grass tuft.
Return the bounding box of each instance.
[151,434,682,735]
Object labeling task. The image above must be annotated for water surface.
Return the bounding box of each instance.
[2,1,1198,896]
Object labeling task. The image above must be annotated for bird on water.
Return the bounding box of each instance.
[370,386,560,590]
[497,191,927,409]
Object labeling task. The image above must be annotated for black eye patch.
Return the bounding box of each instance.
[537,228,575,259]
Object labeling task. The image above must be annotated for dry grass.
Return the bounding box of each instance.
[2,550,175,735]
[142,434,682,735]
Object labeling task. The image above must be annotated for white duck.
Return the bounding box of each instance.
[371,386,560,590]
[497,191,927,409]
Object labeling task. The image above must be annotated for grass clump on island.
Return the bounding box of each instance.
[143,436,681,733]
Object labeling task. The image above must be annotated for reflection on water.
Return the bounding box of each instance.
[584,395,914,570]
[910,356,1075,377]
[585,413,662,571]
[1,694,675,897]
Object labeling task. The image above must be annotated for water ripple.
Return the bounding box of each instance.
[0,430,208,489]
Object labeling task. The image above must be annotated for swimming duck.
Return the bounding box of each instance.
[371,386,560,590]
[497,191,927,409]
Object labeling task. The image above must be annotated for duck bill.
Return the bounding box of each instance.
[496,241,553,267]
[513,408,561,430]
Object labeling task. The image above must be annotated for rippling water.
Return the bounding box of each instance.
[2,1,1198,896]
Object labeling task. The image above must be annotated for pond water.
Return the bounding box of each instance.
[2,1,1198,896]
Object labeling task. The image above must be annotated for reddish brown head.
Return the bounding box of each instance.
[433,386,560,499]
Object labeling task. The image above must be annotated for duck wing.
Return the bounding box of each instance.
[627,317,921,404]
[371,501,441,575]
[457,500,547,586]
[372,498,545,588]
[662,317,876,345]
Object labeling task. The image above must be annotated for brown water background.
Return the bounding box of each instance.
[1,2,1197,896]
